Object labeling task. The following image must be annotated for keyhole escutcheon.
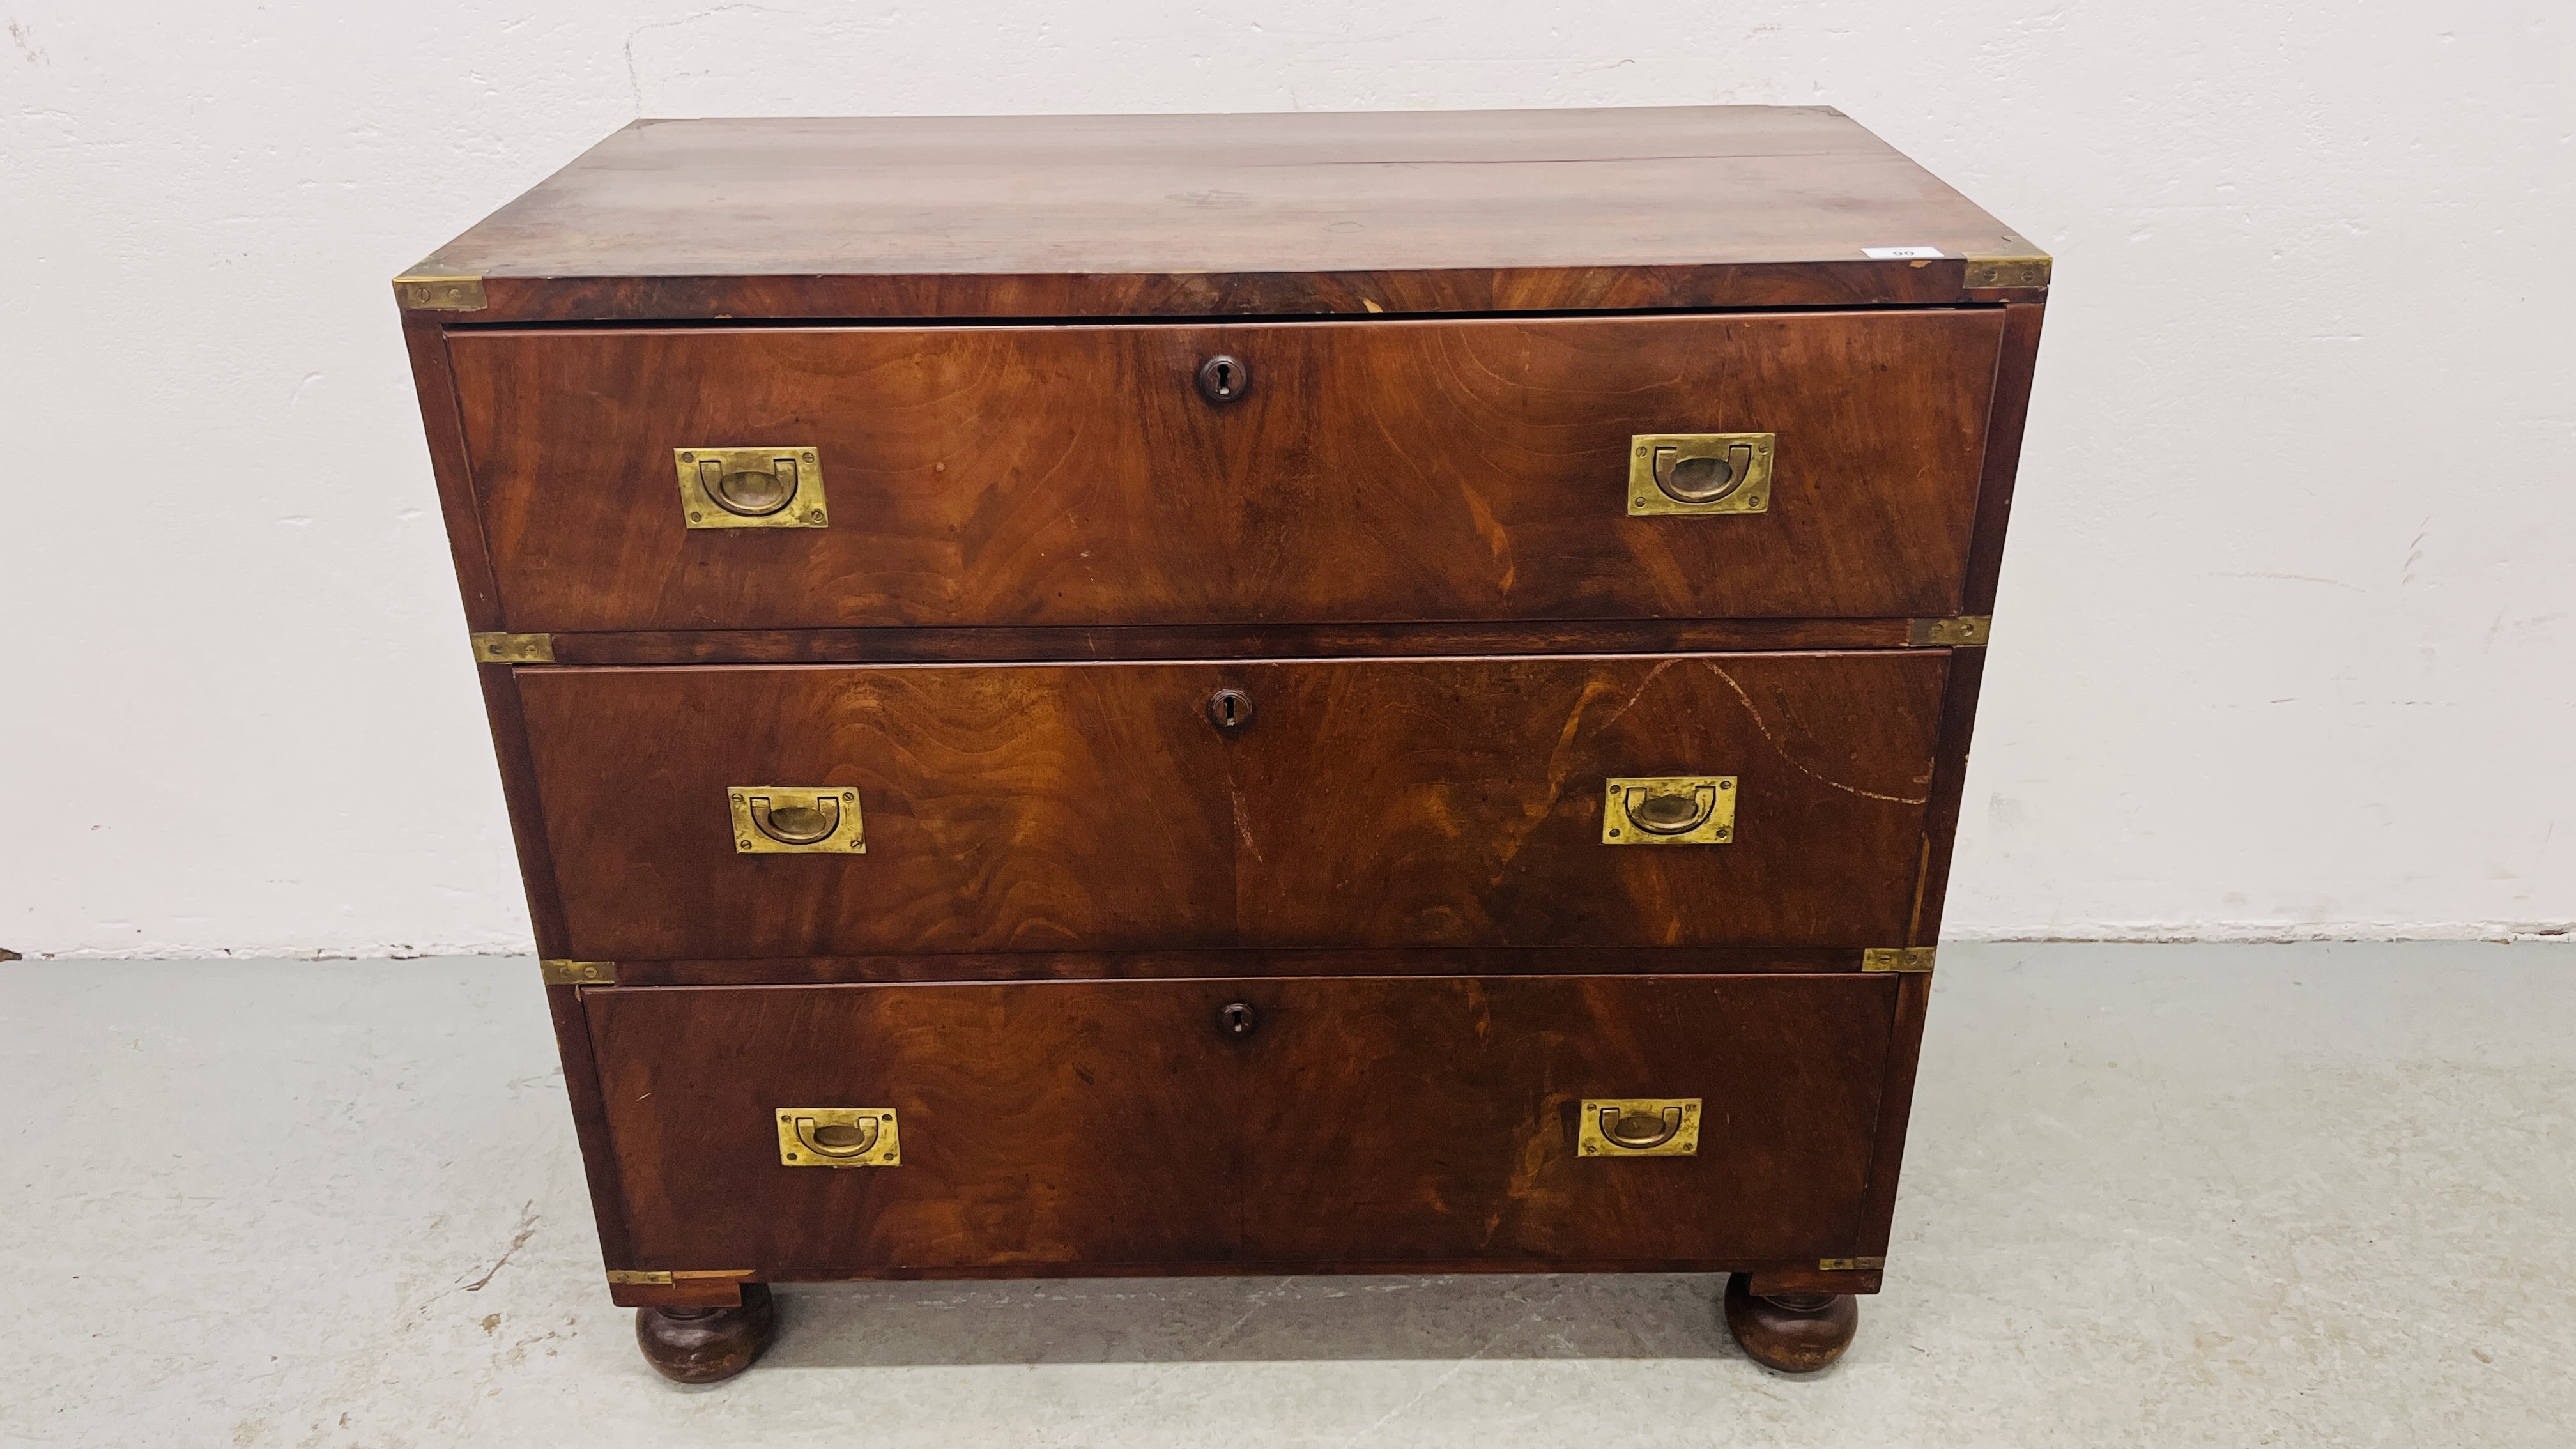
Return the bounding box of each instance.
[1218,1000,1259,1038]
[1195,354,1250,404]
[1204,687,1255,731]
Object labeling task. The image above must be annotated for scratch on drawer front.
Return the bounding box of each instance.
[1704,664,1929,806]
[1484,675,1625,874]
[1455,484,1516,595]
[1228,781,1267,865]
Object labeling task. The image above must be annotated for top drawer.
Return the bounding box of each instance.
[448,310,2003,632]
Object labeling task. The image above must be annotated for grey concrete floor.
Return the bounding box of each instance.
[3,943,2571,1447]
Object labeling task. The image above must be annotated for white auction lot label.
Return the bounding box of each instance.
[1862,245,1945,259]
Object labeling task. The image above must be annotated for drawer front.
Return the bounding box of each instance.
[586,974,1894,1273]
[519,651,1949,959]
[450,310,2003,631]
[1234,974,1894,1263]
[588,979,1245,1271]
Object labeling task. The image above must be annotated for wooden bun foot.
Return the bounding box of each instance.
[636,1283,775,1383]
[1723,1273,1858,1372]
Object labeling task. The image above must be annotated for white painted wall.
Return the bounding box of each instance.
[3,3,2570,957]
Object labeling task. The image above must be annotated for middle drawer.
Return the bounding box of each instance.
[518,651,1949,959]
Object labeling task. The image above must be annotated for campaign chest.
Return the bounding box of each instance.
[394,106,2047,1380]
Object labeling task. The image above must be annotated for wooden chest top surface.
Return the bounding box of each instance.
[402,107,2043,320]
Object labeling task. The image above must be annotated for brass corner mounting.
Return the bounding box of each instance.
[1819,1256,1888,1272]
[1579,1098,1701,1157]
[393,273,488,311]
[730,786,867,854]
[777,1108,901,1167]
[603,1268,757,1305]
[1962,254,2051,289]
[540,959,617,985]
[1908,616,1992,647]
[677,447,828,529]
[1860,947,1936,974]
[1627,433,1774,516]
[470,632,555,664]
[1602,776,1736,845]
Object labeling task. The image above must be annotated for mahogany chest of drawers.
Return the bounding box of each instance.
[394,106,2047,1380]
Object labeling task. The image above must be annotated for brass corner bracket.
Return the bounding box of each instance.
[1962,254,2051,289]
[470,632,555,664]
[394,273,488,311]
[1908,616,1991,647]
[540,959,616,986]
[1860,947,1936,974]
[1819,1255,1888,1271]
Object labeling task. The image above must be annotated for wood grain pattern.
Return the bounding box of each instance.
[515,652,1949,958]
[449,311,2002,631]
[588,980,1244,1271]
[608,946,1865,987]
[585,974,1894,1273]
[400,310,502,628]
[404,109,2044,322]
[543,618,1926,666]
[1236,975,1893,1263]
[1964,301,2047,614]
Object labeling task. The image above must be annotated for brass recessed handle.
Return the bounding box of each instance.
[1602,776,1736,845]
[794,1114,878,1157]
[1577,1098,1701,1157]
[776,1108,900,1167]
[676,447,829,529]
[729,787,867,854]
[702,456,797,517]
[751,795,839,845]
[1623,783,1717,836]
[1627,434,1774,516]
[1598,1105,1683,1150]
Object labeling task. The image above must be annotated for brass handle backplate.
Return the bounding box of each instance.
[776,1108,900,1167]
[730,786,867,854]
[1602,776,1736,845]
[1579,1098,1702,1157]
[1627,433,1774,516]
[677,447,829,529]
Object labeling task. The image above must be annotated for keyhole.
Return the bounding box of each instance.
[1218,1000,1259,1038]
[1195,354,1250,404]
[1204,687,1255,730]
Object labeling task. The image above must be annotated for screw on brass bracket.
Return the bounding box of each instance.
[1860,947,1936,974]
[1962,254,2051,289]
[470,632,555,664]
[1907,616,1991,647]
[394,273,488,311]
[540,960,617,986]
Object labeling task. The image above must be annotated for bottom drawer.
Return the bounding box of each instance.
[583,974,1899,1275]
